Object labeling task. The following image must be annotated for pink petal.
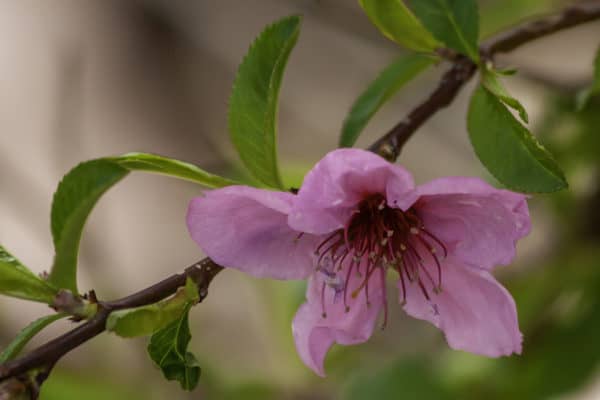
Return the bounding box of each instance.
[414,177,530,270]
[187,186,319,279]
[401,257,522,357]
[292,262,384,376]
[289,149,415,234]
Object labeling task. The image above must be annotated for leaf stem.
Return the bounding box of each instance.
[368,1,600,161]
[0,259,222,387]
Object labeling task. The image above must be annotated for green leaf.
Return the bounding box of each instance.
[576,46,600,111]
[467,85,567,193]
[228,16,301,189]
[340,53,435,147]
[481,66,529,123]
[49,160,129,292]
[411,0,480,61]
[147,304,200,391]
[111,153,238,188]
[359,0,439,52]
[49,153,230,293]
[107,279,199,338]
[0,246,58,303]
[0,314,66,363]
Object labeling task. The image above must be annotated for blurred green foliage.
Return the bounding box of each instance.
[39,371,145,400]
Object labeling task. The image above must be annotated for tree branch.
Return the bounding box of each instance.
[2,0,600,393]
[368,1,600,161]
[0,258,222,384]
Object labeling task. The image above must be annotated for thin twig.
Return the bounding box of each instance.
[368,1,600,161]
[0,258,222,384]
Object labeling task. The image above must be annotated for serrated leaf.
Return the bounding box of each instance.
[468,85,567,193]
[0,246,58,303]
[49,160,129,292]
[576,46,600,111]
[481,66,529,123]
[0,314,66,363]
[359,0,439,52]
[340,53,434,147]
[147,304,200,391]
[111,153,238,188]
[411,0,480,61]
[228,16,301,189]
[107,280,198,338]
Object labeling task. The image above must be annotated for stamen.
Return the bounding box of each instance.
[315,232,341,255]
[420,228,448,258]
[380,267,388,330]
[294,232,305,243]
[352,262,380,296]
[418,279,431,301]
[321,282,327,318]
[336,250,350,271]
[406,244,437,290]
[312,193,447,316]
[343,260,355,310]
[398,261,407,306]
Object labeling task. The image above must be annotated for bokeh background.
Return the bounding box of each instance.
[1,0,599,399]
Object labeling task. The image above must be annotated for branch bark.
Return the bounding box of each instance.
[368,1,600,161]
[2,0,600,392]
[0,258,222,384]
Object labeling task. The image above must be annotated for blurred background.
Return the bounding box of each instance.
[0,0,599,399]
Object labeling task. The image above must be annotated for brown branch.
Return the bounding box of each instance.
[2,0,600,393]
[0,258,222,384]
[368,1,600,161]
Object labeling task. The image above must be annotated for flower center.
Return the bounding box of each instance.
[314,194,447,327]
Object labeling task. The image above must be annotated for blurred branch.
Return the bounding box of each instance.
[368,1,600,161]
[0,258,222,390]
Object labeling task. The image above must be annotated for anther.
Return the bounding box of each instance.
[386,230,394,237]
[410,227,419,235]
[400,243,407,251]
[294,232,304,244]
[378,200,385,210]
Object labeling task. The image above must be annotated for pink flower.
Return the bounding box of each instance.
[187,149,530,376]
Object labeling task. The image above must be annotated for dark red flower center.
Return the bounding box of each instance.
[314,194,447,327]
